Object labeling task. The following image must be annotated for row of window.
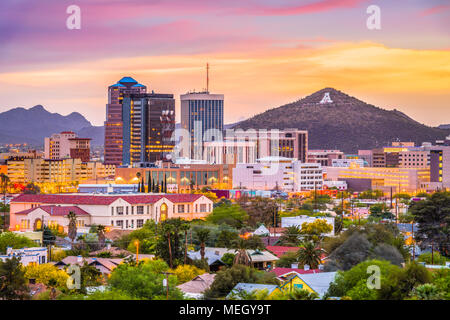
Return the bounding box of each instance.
[111,203,211,216]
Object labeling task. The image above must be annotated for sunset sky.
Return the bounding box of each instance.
[0,0,449,126]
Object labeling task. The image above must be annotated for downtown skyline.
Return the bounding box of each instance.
[0,0,449,126]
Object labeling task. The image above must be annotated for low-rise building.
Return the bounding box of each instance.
[0,246,48,266]
[9,193,214,232]
[233,157,323,192]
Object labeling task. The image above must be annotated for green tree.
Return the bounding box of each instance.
[204,264,278,299]
[410,191,450,256]
[237,196,278,228]
[108,259,184,299]
[0,256,30,300]
[216,229,239,248]
[276,251,300,268]
[221,253,235,267]
[96,225,106,248]
[0,232,38,254]
[194,226,210,261]
[206,203,248,228]
[66,211,78,249]
[300,219,333,242]
[278,226,302,246]
[155,219,189,268]
[297,241,324,269]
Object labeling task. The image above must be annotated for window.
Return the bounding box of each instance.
[200,204,207,212]
[294,284,303,289]
[195,204,198,212]
[116,220,123,228]
[131,207,134,215]
[126,220,129,228]
[111,207,114,215]
[116,207,124,215]
[178,204,185,213]
[137,219,144,228]
[137,206,144,214]
[126,207,129,215]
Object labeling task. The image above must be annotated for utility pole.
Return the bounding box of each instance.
[390,186,393,209]
[411,222,415,261]
[431,242,434,265]
[206,63,209,92]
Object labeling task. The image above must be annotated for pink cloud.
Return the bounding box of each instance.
[233,0,369,16]
[419,4,450,17]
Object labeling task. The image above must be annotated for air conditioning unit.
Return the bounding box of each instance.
[291,263,298,269]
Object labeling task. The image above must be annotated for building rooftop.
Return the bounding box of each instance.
[11,193,205,205]
[118,76,138,85]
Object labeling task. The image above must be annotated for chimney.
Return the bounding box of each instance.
[304,264,310,271]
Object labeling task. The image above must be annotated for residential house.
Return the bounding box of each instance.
[227,283,281,299]
[176,273,216,299]
[279,272,337,298]
[0,247,48,266]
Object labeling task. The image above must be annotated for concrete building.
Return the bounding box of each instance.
[0,247,48,266]
[232,157,323,192]
[7,158,115,185]
[225,129,308,163]
[325,166,430,193]
[308,150,343,167]
[331,158,365,167]
[203,140,257,164]
[115,162,233,192]
[9,193,214,232]
[180,91,224,160]
[427,145,450,190]
[44,131,91,162]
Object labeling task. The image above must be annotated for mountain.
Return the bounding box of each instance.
[232,88,450,153]
[0,105,104,146]
[438,124,450,130]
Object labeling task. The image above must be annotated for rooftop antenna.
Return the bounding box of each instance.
[206,63,209,93]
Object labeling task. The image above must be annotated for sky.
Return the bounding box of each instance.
[0,0,449,127]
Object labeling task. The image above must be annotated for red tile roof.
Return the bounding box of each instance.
[15,205,90,216]
[11,193,204,205]
[272,267,321,277]
[266,246,299,257]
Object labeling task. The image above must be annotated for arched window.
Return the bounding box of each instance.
[160,203,168,222]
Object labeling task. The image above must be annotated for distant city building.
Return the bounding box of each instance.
[7,158,115,185]
[180,91,224,160]
[44,131,91,162]
[104,77,175,166]
[203,140,257,164]
[232,157,323,192]
[323,180,347,190]
[331,158,365,167]
[9,193,214,231]
[308,150,343,167]
[225,129,308,163]
[0,247,48,266]
[325,166,430,193]
[115,162,233,192]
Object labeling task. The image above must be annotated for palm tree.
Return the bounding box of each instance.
[297,241,325,270]
[180,223,190,265]
[194,227,211,260]
[96,225,106,248]
[279,226,302,246]
[66,211,77,249]
[232,238,252,266]
[0,173,9,230]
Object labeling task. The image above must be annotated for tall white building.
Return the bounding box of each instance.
[203,140,257,164]
[232,157,323,192]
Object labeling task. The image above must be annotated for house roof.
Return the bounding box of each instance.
[55,256,123,272]
[281,272,337,297]
[177,273,216,294]
[266,246,299,257]
[271,267,321,277]
[227,283,279,299]
[15,205,90,216]
[11,193,205,205]
[203,247,279,263]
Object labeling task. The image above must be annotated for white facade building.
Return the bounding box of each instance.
[10,193,214,232]
[0,247,48,266]
[232,157,323,192]
[203,140,257,165]
[331,158,365,167]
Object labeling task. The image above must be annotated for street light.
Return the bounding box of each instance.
[134,240,140,262]
[161,271,174,300]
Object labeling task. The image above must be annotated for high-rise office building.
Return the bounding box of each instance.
[104,77,175,166]
[180,92,224,159]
